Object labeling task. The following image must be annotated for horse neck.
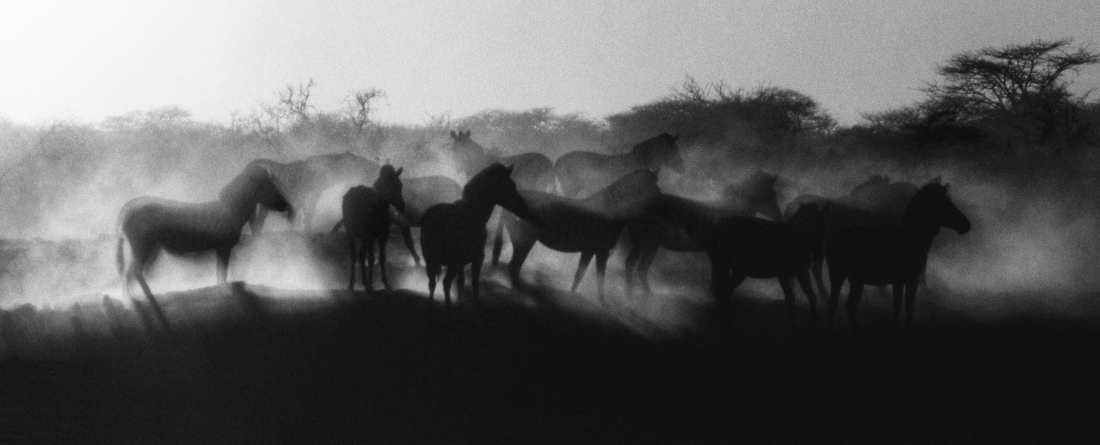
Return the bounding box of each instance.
[899,205,943,250]
[220,195,261,227]
[461,191,502,222]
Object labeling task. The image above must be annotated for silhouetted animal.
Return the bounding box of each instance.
[116,160,293,329]
[420,164,535,306]
[332,165,405,292]
[826,182,970,330]
[553,133,683,198]
[705,203,826,326]
[450,130,555,266]
[624,170,783,294]
[253,152,380,232]
[393,175,463,266]
[501,168,663,303]
[783,194,875,297]
[785,175,935,297]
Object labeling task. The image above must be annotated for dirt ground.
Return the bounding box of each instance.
[1,258,1099,444]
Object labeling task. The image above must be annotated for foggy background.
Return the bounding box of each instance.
[0,2,1098,326]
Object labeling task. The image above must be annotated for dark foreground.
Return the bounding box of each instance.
[1,280,1099,444]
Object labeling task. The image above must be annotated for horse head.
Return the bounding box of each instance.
[222,160,295,217]
[449,129,491,176]
[465,163,532,221]
[634,133,684,173]
[905,182,971,235]
[374,164,406,213]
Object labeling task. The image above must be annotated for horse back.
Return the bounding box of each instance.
[710,216,814,277]
[502,152,554,190]
[341,186,391,239]
[515,190,623,252]
[122,198,243,253]
[826,226,927,284]
[420,202,489,266]
[553,151,640,197]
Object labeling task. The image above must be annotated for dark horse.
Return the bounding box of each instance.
[705,203,826,326]
[826,182,970,330]
[501,168,663,303]
[450,130,554,266]
[553,133,683,198]
[420,164,536,306]
[117,159,293,329]
[624,170,783,294]
[253,152,380,232]
[332,165,405,292]
[393,175,463,266]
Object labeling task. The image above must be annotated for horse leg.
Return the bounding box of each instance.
[904,277,920,329]
[707,251,732,307]
[470,261,482,306]
[778,276,797,325]
[796,271,818,327]
[377,236,392,291]
[456,265,466,303]
[442,267,458,307]
[133,268,171,332]
[572,252,594,294]
[215,248,231,284]
[426,262,440,302]
[347,238,359,291]
[845,280,866,331]
[363,240,374,292]
[636,246,658,294]
[508,240,535,287]
[812,258,828,300]
[595,250,610,305]
[624,244,642,294]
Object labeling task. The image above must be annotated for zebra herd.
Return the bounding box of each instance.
[116,131,970,332]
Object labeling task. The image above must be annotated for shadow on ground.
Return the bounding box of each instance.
[1,279,1099,444]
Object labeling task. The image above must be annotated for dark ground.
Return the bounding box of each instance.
[1,268,1098,445]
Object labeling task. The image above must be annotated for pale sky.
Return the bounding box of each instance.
[1,0,1098,127]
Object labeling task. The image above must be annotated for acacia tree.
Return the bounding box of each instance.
[344,88,386,136]
[925,39,1099,142]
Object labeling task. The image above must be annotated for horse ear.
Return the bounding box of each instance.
[395,167,403,177]
[672,133,680,141]
[943,183,950,192]
[505,164,515,175]
[462,130,471,139]
[450,130,458,140]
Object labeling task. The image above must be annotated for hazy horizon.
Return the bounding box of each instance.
[2,0,1098,128]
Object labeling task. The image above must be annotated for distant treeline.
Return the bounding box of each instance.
[0,39,1098,238]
